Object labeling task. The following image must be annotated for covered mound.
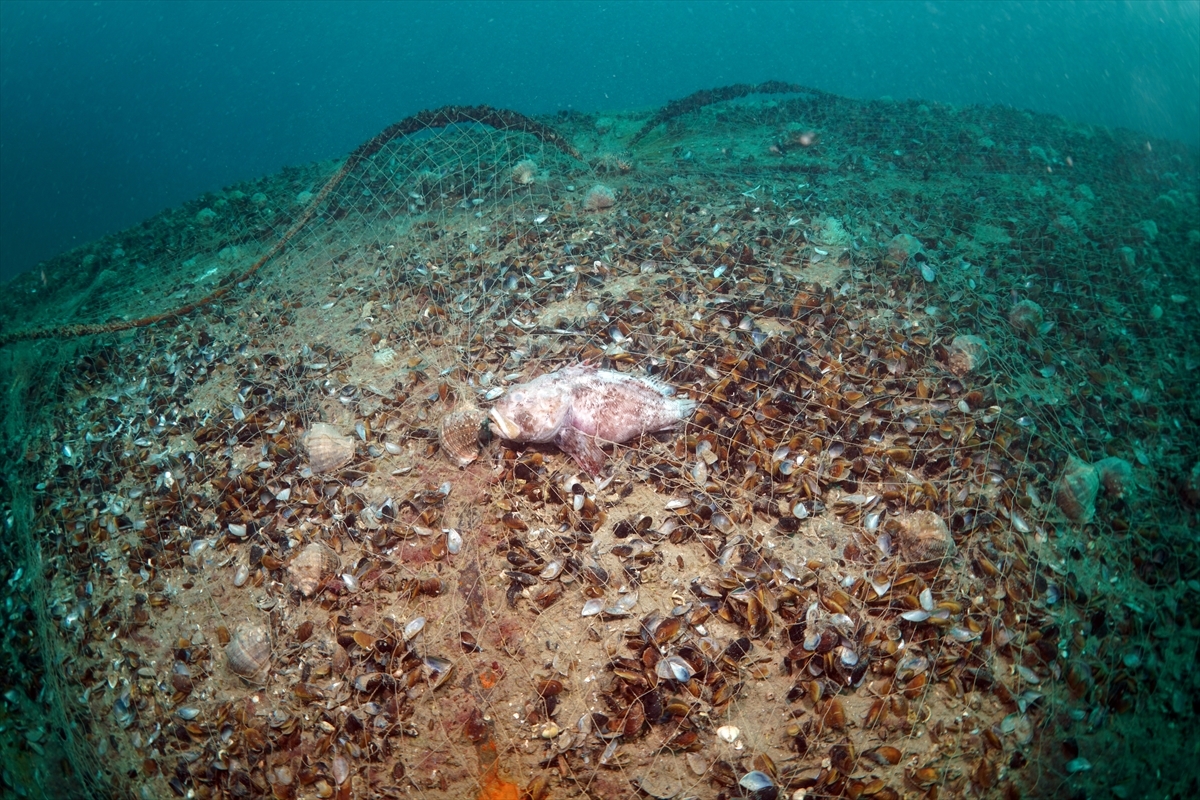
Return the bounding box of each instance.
[1,85,1197,800]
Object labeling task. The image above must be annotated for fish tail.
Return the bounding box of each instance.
[674,397,698,418]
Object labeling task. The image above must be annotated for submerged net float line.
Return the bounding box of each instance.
[0,104,579,348]
[628,80,835,146]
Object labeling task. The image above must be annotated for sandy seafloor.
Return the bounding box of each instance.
[1,88,1198,800]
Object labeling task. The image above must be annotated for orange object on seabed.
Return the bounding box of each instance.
[479,765,521,800]
[467,708,522,800]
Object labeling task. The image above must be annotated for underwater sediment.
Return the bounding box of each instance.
[0,85,1197,799]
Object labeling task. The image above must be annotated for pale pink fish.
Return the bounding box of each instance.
[488,364,696,476]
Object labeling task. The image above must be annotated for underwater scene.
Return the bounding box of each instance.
[1,4,1198,800]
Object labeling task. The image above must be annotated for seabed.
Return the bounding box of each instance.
[0,85,1197,800]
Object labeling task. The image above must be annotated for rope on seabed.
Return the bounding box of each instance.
[628,81,835,146]
[0,104,581,347]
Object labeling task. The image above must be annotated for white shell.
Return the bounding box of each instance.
[717,725,740,743]
[403,617,426,640]
[302,423,355,473]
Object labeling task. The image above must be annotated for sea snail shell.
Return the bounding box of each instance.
[226,623,271,678]
[302,422,355,474]
[287,542,341,598]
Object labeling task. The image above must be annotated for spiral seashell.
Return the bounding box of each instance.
[439,406,486,467]
[226,622,271,678]
[302,422,355,474]
[1094,457,1134,500]
[946,334,987,376]
[288,542,340,597]
[583,184,616,211]
[511,159,538,185]
[887,233,922,265]
[896,510,954,564]
[1055,455,1099,523]
[1008,299,1045,336]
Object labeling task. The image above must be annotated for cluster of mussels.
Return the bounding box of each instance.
[22,136,1163,800]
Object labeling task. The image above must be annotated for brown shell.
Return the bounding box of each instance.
[302,422,355,474]
[288,542,341,597]
[1055,455,1099,523]
[226,622,271,678]
[947,334,987,376]
[439,406,486,467]
[896,510,954,564]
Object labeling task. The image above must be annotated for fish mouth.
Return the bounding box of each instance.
[488,408,522,441]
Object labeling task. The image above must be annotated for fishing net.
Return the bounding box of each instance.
[1,83,1197,800]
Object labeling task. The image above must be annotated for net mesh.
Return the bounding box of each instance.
[0,84,1197,800]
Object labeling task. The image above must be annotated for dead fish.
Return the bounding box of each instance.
[488,364,695,476]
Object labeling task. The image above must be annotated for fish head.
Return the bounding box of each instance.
[488,386,570,443]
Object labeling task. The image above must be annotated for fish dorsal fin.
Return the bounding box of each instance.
[635,372,678,397]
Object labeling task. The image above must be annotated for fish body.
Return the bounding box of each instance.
[488,364,695,476]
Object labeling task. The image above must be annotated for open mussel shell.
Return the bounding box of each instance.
[226,623,271,678]
[302,422,355,473]
[287,542,340,597]
[739,770,775,791]
[438,405,487,466]
[655,654,695,683]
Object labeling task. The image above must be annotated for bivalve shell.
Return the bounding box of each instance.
[226,623,271,678]
[288,542,341,597]
[302,423,355,473]
[439,406,486,467]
